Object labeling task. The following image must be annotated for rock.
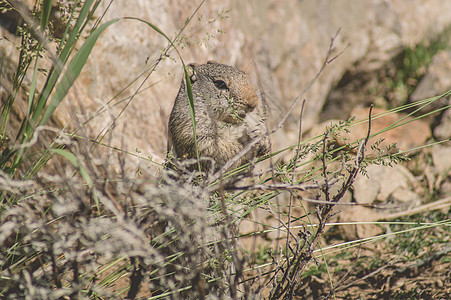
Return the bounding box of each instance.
[433,99,451,140]
[410,50,451,128]
[431,144,451,175]
[347,107,432,152]
[439,179,451,197]
[388,188,421,204]
[339,206,384,240]
[353,164,420,208]
[411,50,451,102]
[310,107,431,155]
[342,163,422,240]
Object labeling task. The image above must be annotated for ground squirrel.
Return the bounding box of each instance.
[167,60,269,172]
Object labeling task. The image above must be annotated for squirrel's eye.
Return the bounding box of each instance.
[213,80,228,90]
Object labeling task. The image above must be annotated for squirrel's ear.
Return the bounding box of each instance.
[186,63,198,83]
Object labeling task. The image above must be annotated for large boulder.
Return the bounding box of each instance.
[2,0,451,168]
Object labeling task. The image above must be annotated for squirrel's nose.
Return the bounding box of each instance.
[234,76,258,112]
[248,94,258,109]
[244,90,259,112]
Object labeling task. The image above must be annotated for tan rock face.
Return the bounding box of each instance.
[2,0,451,170]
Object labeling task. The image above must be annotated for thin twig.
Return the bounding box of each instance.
[268,28,347,299]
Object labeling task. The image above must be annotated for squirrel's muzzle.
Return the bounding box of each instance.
[242,85,259,112]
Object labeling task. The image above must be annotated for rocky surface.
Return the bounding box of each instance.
[30,0,451,164]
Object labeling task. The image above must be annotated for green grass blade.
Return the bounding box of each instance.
[55,0,79,56]
[39,18,120,126]
[19,0,96,141]
[39,0,53,31]
[56,0,95,66]
[50,148,92,188]
[27,61,39,121]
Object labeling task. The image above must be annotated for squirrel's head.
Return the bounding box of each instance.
[186,61,259,124]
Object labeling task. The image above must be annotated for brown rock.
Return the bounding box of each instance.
[431,144,451,176]
[346,107,431,152]
[433,98,451,140]
[339,206,384,240]
[310,107,431,156]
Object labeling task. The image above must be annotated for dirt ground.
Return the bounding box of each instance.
[295,213,451,299]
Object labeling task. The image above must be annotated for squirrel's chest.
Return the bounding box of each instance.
[215,121,248,144]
